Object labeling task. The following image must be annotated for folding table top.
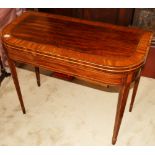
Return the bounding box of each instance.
[1,11,153,72]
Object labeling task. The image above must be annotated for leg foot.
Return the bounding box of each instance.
[112,83,130,144]
[129,76,140,112]
[112,138,117,145]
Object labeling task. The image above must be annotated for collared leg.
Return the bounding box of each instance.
[112,83,130,145]
[129,76,140,112]
[8,59,26,114]
[35,67,40,87]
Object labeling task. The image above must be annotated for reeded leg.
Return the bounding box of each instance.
[8,59,26,114]
[112,83,130,145]
[129,76,140,112]
[35,67,40,87]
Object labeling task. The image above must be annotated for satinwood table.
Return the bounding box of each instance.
[1,11,153,144]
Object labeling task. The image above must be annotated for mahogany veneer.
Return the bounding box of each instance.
[1,11,153,145]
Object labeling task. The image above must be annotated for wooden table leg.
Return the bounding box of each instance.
[112,83,130,145]
[35,67,40,87]
[8,59,26,114]
[129,76,140,112]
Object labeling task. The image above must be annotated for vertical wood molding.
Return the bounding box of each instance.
[117,8,135,26]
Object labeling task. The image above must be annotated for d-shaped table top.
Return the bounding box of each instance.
[1,11,153,72]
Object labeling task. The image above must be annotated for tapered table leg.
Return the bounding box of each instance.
[112,83,130,145]
[8,59,26,114]
[129,76,140,112]
[35,67,40,87]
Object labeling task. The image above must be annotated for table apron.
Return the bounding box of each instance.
[6,47,140,86]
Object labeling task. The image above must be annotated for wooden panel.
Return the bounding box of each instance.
[142,47,155,78]
[116,8,134,26]
[82,8,118,24]
[38,8,134,26]
[83,8,134,26]
[38,8,83,18]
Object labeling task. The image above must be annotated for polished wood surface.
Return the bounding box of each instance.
[2,12,152,72]
[1,11,153,144]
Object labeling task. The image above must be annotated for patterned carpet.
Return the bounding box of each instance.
[0,67,155,145]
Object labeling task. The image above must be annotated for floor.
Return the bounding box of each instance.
[0,67,155,146]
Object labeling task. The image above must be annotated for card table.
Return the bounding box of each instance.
[1,11,153,144]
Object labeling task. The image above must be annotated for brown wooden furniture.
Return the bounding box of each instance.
[1,11,152,145]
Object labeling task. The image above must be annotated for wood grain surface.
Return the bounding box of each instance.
[2,11,153,72]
